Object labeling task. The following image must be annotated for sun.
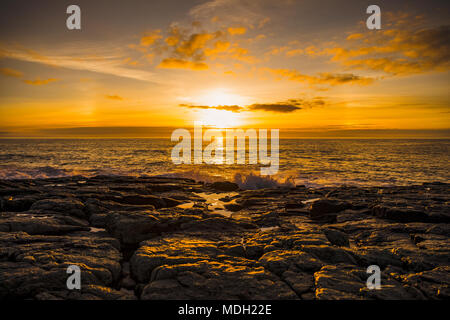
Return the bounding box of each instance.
[199,88,245,107]
[198,109,242,128]
[194,88,246,128]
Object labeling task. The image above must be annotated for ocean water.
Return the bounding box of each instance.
[0,139,448,189]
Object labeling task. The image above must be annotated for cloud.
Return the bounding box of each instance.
[158,58,209,70]
[0,67,23,78]
[228,27,246,35]
[204,40,231,57]
[228,46,260,64]
[105,95,124,101]
[258,17,271,29]
[180,104,242,112]
[189,0,282,31]
[248,103,301,113]
[266,68,375,87]
[140,30,163,47]
[175,33,217,59]
[321,18,450,76]
[286,98,326,108]
[180,97,325,113]
[126,7,260,70]
[0,44,157,82]
[23,78,59,85]
[262,14,449,78]
[346,33,364,40]
[247,98,327,113]
[151,28,228,68]
[285,49,304,57]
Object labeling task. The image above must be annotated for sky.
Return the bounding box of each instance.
[0,0,449,137]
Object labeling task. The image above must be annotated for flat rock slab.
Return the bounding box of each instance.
[131,234,297,300]
[0,231,122,299]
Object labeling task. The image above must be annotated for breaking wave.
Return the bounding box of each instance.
[163,169,296,190]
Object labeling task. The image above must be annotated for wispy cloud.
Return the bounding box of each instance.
[189,0,273,30]
[0,67,23,78]
[265,68,375,87]
[0,44,157,82]
[158,58,209,70]
[23,78,59,86]
[105,95,124,101]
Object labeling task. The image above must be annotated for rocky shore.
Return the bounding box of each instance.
[0,176,448,300]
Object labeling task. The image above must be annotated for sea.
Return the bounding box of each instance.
[0,139,448,189]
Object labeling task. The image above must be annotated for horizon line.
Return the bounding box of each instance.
[0,127,449,139]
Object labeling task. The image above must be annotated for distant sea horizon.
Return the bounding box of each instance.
[1,127,450,139]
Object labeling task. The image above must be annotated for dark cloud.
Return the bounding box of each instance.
[248,97,327,112]
[266,68,375,87]
[180,97,327,113]
[248,103,301,113]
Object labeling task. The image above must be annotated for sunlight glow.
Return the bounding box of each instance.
[198,109,242,128]
[198,88,245,107]
[192,88,246,128]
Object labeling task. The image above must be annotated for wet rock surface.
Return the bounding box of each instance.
[0,176,448,300]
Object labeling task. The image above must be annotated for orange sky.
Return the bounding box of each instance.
[0,0,449,137]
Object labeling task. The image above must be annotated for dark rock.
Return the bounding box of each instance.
[35,285,136,300]
[314,265,366,300]
[0,212,89,235]
[0,231,121,299]
[223,203,243,212]
[209,181,239,192]
[131,236,296,300]
[324,228,350,247]
[30,198,86,219]
[109,195,166,208]
[105,211,162,245]
[161,197,185,208]
[309,199,351,220]
[285,202,305,209]
[120,276,137,290]
[180,217,256,232]
[131,236,218,283]
[223,244,246,257]
[253,211,280,227]
[0,177,448,300]
[1,196,38,212]
[371,205,430,222]
[400,266,450,299]
[282,271,314,295]
[259,250,323,275]
[300,245,357,265]
[84,198,156,216]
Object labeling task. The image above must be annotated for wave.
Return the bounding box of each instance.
[0,165,80,180]
[0,165,139,180]
[233,172,295,190]
[162,169,296,190]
